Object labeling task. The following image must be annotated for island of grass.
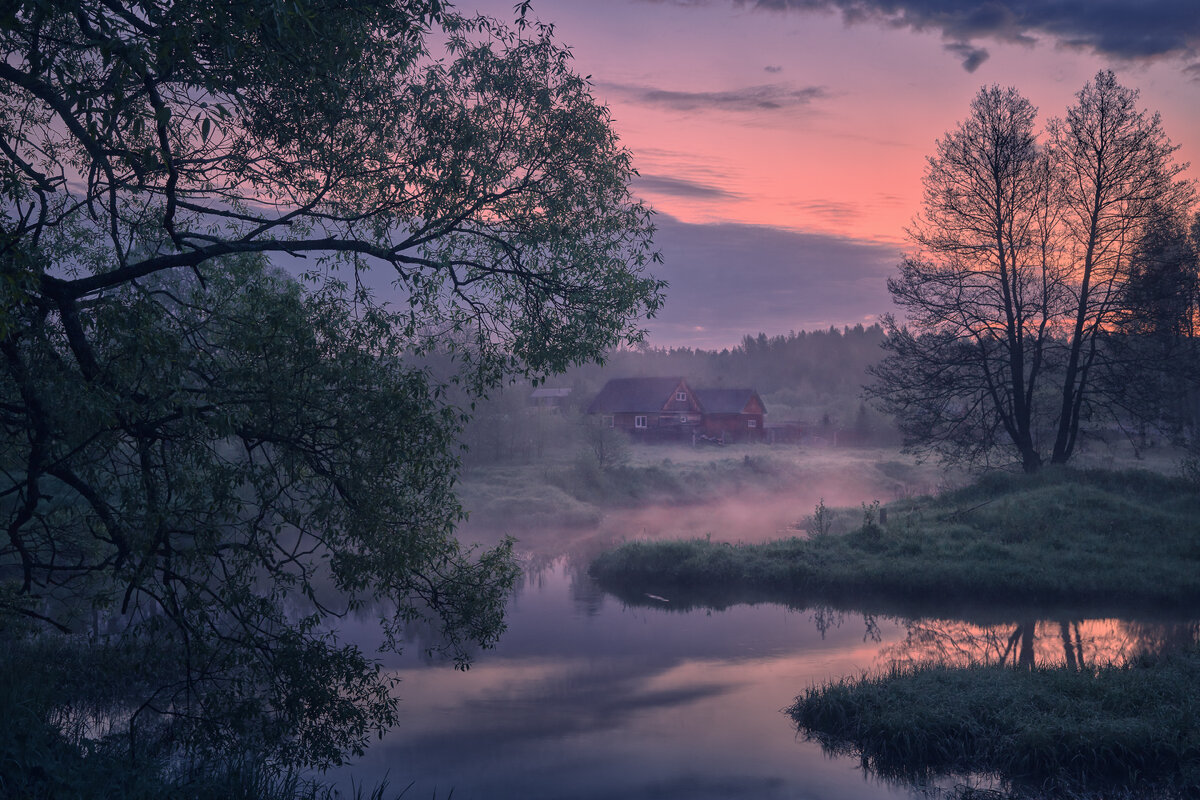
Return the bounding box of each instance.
[587,467,1200,612]
[788,648,1200,798]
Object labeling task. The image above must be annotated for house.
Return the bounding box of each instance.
[528,387,572,411]
[693,387,766,442]
[586,377,767,443]
[585,377,702,440]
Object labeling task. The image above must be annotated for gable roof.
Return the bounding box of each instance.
[587,377,687,414]
[694,388,764,415]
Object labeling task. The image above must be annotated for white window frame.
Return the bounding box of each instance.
[679,415,688,423]
[747,418,757,428]
[602,415,614,428]
[634,415,647,429]
[676,391,687,401]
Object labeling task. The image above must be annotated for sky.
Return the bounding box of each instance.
[465,0,1200,350]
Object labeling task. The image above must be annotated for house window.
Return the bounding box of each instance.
[676,391,687,401]
[679,415,688,423]
[747,419,757,428]
[602,415,614,428]
[634,415,647,429]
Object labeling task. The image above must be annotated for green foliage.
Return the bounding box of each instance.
[0,258,525,768]
[580,420,632,471]
[804,498,833,538]
[0,0,662,772]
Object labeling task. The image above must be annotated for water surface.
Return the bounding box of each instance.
[333,549,1190,799]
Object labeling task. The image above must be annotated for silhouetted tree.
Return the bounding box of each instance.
[872,73,1194,471]
[870,86,1061,472]
[1048,71,1194,463]
[1101,207,1200,443]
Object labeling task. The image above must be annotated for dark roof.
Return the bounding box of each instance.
[529,387,572,399]
[587,377,685,414]
[694,388,763,414]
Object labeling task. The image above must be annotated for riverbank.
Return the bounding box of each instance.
[789,646,1200,798]
[588,467,1200,612]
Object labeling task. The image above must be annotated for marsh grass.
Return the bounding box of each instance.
[589,467,1200,612]
[788,647,1200,798]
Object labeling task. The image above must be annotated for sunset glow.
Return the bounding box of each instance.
[472,0,1200,348]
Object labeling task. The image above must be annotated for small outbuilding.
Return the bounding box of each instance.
[528,387,572,411]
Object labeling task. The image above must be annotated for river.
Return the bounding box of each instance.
[329,488,1194,799]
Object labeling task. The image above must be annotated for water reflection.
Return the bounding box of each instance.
[880,618,1198,672]
[804,617,1200,800]
[330,554,1198,800]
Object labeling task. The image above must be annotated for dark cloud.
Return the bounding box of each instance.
[597,81,827,112]
[632,173,742,200]
[764,64,783,73]
[645,214,899,348]
[688,1,1200,71]
[943,41,990,71]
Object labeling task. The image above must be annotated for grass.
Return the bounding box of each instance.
[588,467,1200,614]
[788,647,1200,798]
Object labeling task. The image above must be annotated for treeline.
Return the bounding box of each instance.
[459,323,897,466]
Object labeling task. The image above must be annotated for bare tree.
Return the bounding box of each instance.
[1048,71,1195,463]
[869,86,1062,472]
[872,73,1195,472]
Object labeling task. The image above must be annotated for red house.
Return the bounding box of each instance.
[587,378,766,443]
[694,388,766,442]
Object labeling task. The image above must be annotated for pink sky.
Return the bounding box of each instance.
[471,0,1200,349]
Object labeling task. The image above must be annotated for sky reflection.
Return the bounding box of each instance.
[329,554,1195,800]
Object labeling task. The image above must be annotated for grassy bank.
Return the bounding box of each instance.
[789,648,1200,798]
[588,467,1200,612]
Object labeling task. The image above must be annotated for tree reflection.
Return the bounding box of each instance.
[881,618,1198,672]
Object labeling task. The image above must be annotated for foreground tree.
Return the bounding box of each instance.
[0,0,662,771]
[872,72,1194,471]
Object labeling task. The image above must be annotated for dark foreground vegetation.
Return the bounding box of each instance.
[589,468,1200,613]
[0,634,376,800]
[789,648,1200,799]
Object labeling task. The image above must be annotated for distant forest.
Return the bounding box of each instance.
[460,324,897,465]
